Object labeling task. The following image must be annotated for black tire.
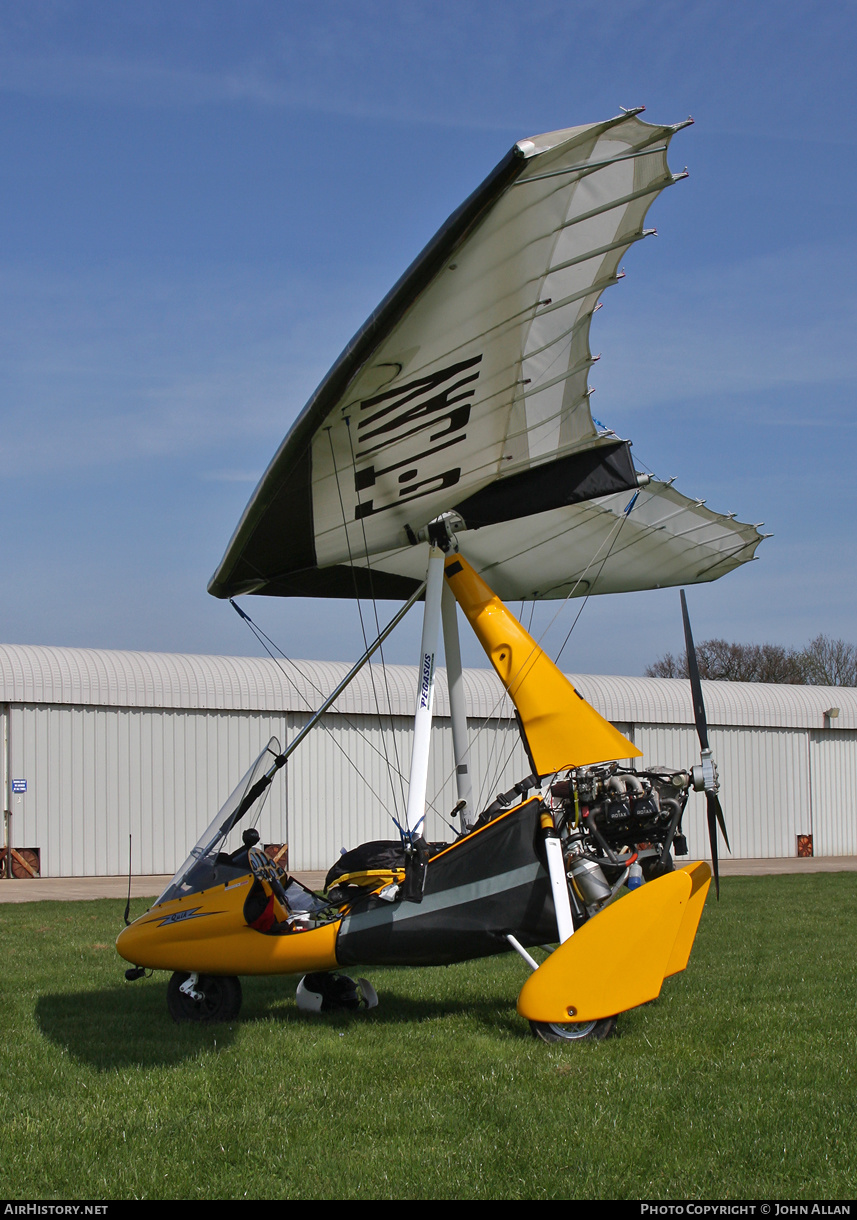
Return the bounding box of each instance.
[297,972,368,1013]
[529,1016,617,1043]
[167,972,242,1023]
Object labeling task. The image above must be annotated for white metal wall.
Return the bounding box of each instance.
[6,702,531,876]
[5,691,856,877]
[8,703,289,877]
[638,724,812,863]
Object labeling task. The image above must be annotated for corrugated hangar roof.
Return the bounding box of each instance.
[570,673,857,731]
[3,644,854,727]
[0,643,510,718]
[1,643,855,730]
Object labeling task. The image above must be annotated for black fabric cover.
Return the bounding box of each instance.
[453,440,638,529]
[335,799,558,967]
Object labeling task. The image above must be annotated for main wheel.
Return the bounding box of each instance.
[529,1016,617,1043]
[167,972,243,1023]
[295,972,378,1013]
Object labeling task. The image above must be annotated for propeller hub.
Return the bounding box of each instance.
[691,752,718,792]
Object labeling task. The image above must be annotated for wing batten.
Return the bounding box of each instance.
[534,271,624,317]
[513,142,669,186]
[553,171,687,234]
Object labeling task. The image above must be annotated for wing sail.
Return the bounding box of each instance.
[292,479,763,603]
[209,112,763,602]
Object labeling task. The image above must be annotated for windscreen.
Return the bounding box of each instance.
[155,737,282,905]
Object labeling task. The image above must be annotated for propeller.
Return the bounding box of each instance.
[680,589,730,897]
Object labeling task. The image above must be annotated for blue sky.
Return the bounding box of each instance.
[2,1,855,674]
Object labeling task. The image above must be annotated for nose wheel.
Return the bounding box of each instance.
[167,971,243,1023]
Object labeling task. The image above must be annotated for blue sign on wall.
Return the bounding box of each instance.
[11,780,26,793]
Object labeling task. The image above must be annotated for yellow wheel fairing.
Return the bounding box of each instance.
[116,873,341,976]
[663,860,712,978]
[516,868,697,1023]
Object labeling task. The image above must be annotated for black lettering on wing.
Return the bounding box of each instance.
[355,468,462,519]
[356,355,481,455]
[358,396,474,456]
[354,434,466,492]
[358,354,482,429]
[350,353,481,523]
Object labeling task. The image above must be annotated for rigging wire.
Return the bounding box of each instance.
[228,600,402,821]
[326,426,406,827]
[472,713,523,818]
[345,416,409,818]
[554,490,638,668]
[475,732,529,819]
[230,599,450,824]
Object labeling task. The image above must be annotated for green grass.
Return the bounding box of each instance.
[1,874,856,1200]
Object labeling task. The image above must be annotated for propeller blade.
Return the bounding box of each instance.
[706,792,721,899]
[681,590,731,899]
[680,588,709,751]
[709,790,730,854]
[706,790,732,899]
[708,795,727,902]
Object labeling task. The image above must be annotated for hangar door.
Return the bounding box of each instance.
[809,730,857,856]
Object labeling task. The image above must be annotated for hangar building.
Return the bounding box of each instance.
[1,643,855,877]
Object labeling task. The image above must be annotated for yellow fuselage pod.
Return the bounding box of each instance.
[115,877,340,977]
[444,552,641,774]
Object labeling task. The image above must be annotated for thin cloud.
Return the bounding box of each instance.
[0,3,852,139]
[0,262,355,475]
[593,241,857,414]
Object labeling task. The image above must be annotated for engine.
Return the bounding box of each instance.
[549,763,693,907]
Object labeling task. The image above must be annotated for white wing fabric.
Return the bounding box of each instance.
[210,112,763,602]
[324,481,763,603]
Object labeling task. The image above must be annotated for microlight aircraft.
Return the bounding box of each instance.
[117,111,763,1039]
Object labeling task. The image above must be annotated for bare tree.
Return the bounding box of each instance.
[646,651,686,678]
[647,635,857,685]
[800,635,857,686]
